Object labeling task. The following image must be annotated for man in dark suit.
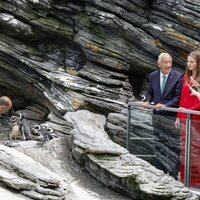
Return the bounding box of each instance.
[143,52,183,179]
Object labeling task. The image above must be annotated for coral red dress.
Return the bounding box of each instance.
[177,75,200,186]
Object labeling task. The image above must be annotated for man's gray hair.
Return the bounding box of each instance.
[158,53,172,64]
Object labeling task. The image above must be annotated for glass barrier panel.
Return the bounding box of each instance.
[152,113,180,180]
[129,106,181,180]
[129,107,154,164]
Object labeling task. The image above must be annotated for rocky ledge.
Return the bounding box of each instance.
[0,144,67,200]
[64,110,199,200]
[0,109,199,200]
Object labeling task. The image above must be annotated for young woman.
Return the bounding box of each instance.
[175,50,200,186]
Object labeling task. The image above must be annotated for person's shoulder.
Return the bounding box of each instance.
[149,69,159,77]
[171,69,183,77]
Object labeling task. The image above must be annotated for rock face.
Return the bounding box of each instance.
[64,110,199,200]
[1,0,200,113]
[0,144,67,200]
[0,110,199,200]
[5,137,132,200]
[0,0,200,199]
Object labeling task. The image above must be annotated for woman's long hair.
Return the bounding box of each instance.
[186,50,200,83]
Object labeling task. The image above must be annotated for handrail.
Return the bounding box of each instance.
[128,102,200,115]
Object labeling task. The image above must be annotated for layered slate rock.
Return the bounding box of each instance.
[1,0,200,115]
[0,0,199,128]
[0,0,200,199]
[0,145,67,200]
[106,107,180,179]
[64,110,199,200]
[15,137,132,200]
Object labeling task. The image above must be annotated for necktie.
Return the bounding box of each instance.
[161,75,166,94]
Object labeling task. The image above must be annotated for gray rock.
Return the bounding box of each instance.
[64,110,128,155]
[0,145,67,199]
[0,0,200,199]
[65,110,199,200]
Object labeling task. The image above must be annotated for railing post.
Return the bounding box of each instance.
[184,113,192,188]
[126,104,131,150]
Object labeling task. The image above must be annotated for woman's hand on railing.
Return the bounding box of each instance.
[175,118,180,128]
[178,107,185,111]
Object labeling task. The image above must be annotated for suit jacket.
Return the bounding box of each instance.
[146,69,183,115]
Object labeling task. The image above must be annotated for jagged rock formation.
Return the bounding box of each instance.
[0,0,200,199]
[64,110,199,200]
[0,144,67,199]
[2,0,199,114]
[0,110,199,200]
[1,136,132,200]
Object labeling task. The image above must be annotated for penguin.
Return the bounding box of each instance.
[31,124,41,135]
[9,115,19,124]
[8,115,21,140]
[32,124,55,142]
[140,95,146,102]
[41,125,55,142]
[19,113,32,140]
[9,122,21,140]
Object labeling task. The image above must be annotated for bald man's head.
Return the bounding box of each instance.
[0,96,12,114]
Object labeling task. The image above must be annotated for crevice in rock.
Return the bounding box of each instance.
[128,71,148,100]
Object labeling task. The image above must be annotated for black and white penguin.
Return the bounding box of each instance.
[19,113,32,140]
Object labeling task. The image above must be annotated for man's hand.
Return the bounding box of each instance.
[155,103,165,111]
[143,102,149,108]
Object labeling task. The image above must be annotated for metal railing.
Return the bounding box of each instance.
[127,102,200,188]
